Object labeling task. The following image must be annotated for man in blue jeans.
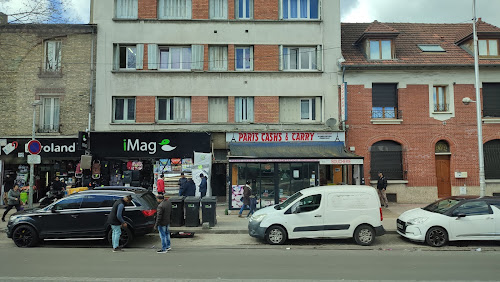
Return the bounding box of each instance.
[107,195,132,252]
[154,195,172,253]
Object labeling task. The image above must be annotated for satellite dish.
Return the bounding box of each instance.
[325,118,337,129]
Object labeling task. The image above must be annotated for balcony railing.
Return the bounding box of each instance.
[371,108,403,119]
[434,103,449,112]
[38,124,60,133]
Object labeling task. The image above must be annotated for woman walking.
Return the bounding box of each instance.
[2,185,22,222]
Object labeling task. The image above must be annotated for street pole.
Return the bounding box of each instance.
[28,104,37,208]
[472,0,486,197]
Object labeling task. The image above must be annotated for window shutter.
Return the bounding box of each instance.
[235,97,242,122]
[147,44,158,70]
[158,0,165,19]
[132,0,138,18]
[279,45,284,71]
[249,46,254,70]
[187,0,192,19]
[209,0,215,18]
[191,45,204,70]
[483,83,500,117]
[113,44,120,70]
[234,0,239,19]
[136,44,144,69]
[311,98,316,120]
[223,46,228,70]
[372,84,398,107]
[247,97,254,122]
[316,45,322,71]
[278,0,283,19]
[249,0,253,19]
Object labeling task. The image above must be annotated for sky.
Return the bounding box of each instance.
[0,0,499,27]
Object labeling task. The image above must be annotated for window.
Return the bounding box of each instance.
[281,0,319,20]
[291,194,321,213]
[120,46,136,69]
[209,46,228,71]
[369,40,392,60]
[372,83,398,119]
[210,0,227,19]
[483,83,500,117]
[54,196,83,210]
[209,97,228,123]
[433,86,448,112]
[158,0,192,19]
[44,41,61,71]
[159,46,192,70]
[235,46,253,71]
[158,97,191,122]
[484,139,500,179]
[280,97,321,122]
[478,39,499,56]
[113,97,136,122]
[235,0,253,19]
[282,46,321,71]
[452,201,491,216]
[81,195,121,208]
[114,44,144,70]
[370,140,404,180]
[115,0,138,19]
[418,45,445,52]
[40,97,60,133]
[235,97,254,122]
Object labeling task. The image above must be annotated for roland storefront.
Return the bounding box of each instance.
[226,132,364,210]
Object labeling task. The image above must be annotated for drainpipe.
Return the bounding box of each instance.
[88,26,95,132]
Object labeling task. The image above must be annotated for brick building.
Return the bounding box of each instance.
[0,15,96,201]
[341,20,500,203]
[90,0,358,204]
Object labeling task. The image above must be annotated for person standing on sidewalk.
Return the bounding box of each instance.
[154,195,172,253]
[107,195,132,252]
[2,185,21,222]
[377,172,389,208]
[157,174,165,195]
[238,181,252,218]
[199,173,207,198]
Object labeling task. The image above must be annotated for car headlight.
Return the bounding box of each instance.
[250,214,267,223]
[407,217,429,225]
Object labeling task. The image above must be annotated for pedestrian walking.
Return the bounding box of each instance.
[2,185,22,222]
[178,172,187,196]
[377,172,389,208]
[181,178,196,197]
[157,174,165,195]
[154,195,172,254]
[107,195,132,252]
[238,181,252,218]
[199,173,207,198]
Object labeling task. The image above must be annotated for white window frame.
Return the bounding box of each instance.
[157,97,191,123]
[300,98,315,121]
[210,0,228,19]
[44,41,61,71]
[282,46,317,70]
[158,0,192,19]
[113,97,136,123]
[235,46,253,71]
[235,97,254,122]
[115,0,138,19]
[120,45,137,70]
[235,0,253,19]
[40,97,60,132]
[281,0,320,20]
[209,46,228,71]
[159,46,192,70]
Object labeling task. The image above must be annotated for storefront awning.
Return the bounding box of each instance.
[229,142,363,160]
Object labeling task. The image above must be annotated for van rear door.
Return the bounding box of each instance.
[286,194,324,239]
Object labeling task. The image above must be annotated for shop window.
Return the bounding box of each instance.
[235,0,253,19]
[369,40,393,60]
[281,0,319,20]
[433,86,449,112]
[483,83,500,117]
[210,0,227,19]
[235,46,253,71]
[235,97,254,122]
[370,140,404,180]
[39,97,60,133]
[158,0,192,19]
[209,46,228,71]
[157,97,191,123]
[113,97,136,122]
[484,139,500,179]
[372,83,399,119]
[44,41,61,72]
[209,97,228,123]
[115,0,138,19]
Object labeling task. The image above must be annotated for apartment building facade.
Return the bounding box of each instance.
[341,20,500,203]
[90,0,357,205]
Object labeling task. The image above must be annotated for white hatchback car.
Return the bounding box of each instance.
[397,196,500,247]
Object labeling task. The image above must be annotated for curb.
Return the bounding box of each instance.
[168,228,399,235]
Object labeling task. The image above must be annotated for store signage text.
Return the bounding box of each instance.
[42,142,76,153]
[123,138,177,155]
[227,132,345,143]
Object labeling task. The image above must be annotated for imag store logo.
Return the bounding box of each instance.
[123,138,177,154]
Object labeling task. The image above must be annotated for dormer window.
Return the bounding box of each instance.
[369,40,392,60]
[478,39,499,56]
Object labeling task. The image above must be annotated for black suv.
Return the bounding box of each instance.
[6,187,157,247]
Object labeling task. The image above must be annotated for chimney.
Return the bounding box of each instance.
[0,12,7,25]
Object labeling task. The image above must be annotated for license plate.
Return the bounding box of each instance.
[397,223,403,229]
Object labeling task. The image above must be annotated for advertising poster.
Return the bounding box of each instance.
[231,185,245,209]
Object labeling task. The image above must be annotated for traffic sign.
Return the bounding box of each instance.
[27,154,41,164]
[27,140,42,155]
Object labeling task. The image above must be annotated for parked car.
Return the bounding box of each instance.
[248,185,385,246]
[7,187,157,248]
[397,196,500,247]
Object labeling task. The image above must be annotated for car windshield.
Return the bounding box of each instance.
[423,198,462,214]
[275,192,303,210]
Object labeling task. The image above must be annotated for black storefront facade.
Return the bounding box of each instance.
[89,132,211,191]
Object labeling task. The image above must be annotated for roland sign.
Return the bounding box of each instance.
[42,142,76,153]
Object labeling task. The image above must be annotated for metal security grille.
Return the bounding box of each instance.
[370,140,404,180]
[484,140,500,179]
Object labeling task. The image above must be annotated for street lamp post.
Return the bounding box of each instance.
[29,100,43,208]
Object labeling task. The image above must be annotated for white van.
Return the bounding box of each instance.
[248,185,385,245]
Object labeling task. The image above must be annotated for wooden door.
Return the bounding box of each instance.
[435,155,451,198]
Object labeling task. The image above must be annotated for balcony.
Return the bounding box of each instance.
[433,103,449,112]
[371,108,403,124]
[38,124,60,133]
[38,67,63,78]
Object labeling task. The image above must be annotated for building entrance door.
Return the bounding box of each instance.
[435,155,451,198]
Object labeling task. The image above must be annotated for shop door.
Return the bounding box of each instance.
[258,163,275,208]
[435,155,451,198]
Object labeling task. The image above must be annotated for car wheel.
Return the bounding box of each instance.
[266,225,287,245]
[426,226,448,247]
[12,225,39,248]
[107,227,134,247]
[354,224,375,246]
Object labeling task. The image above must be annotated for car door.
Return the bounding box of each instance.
[78,194,121,237]
[449,200,495,240]
[285,194,324,239]
[489,203,500,239]
[323,192,369,238]
[41,195,84,238]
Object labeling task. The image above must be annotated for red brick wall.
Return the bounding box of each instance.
[203,44,209,71]
[143,44,149,70]
[228,0,235,20]
[136,96,155,123]
[254,45,279,71]
[254,0,279,20]
[192,96,209,123]
[138,0,157,19]
[193,0,209,19]
[345,83,500,188]
[228,45,235,71]
[254,96,279,123]
[228,96,235,122]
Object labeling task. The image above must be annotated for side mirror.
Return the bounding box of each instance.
[455,213,466,218]
[293,206,301,214]
[51,206,58,213]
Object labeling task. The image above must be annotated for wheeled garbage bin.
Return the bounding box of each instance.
[201,196,217,227]
[169,196,185,227]
[184,196,201,227]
